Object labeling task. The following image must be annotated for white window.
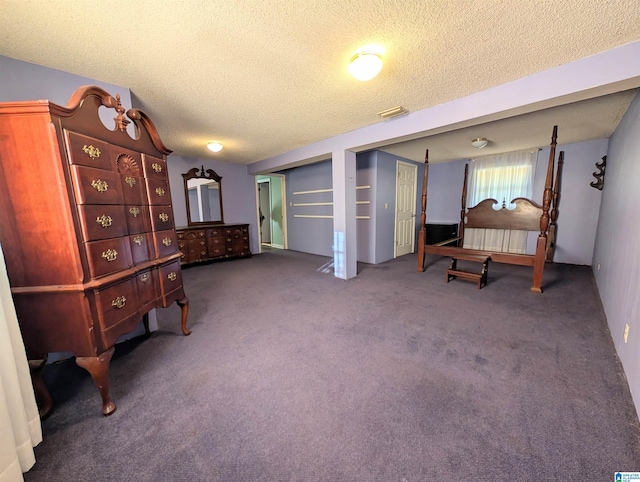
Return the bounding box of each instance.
[464,149,538,253]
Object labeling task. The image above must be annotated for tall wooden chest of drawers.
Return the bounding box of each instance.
[0,86,189,416]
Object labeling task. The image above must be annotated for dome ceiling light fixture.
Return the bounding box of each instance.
[471,137,489,149]
[348,48,384,81]
[207,142,223,153]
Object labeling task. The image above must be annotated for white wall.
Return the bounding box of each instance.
[593,91,640,413]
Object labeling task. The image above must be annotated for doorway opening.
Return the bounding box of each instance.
[256,174,287,252]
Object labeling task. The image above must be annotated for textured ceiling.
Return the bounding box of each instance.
[1,1,639,165]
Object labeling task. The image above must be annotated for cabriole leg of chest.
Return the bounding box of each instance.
[28,358,53,419]
[177,296,190,336]
[75,346,116,416]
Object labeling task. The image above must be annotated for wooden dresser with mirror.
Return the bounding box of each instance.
[0,86,190,416]
[177,165,251,265]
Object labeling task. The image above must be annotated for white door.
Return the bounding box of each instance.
[394,161,418,257]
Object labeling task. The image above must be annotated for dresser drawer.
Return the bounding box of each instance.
[120,174,147,205]
[129,233,153,265]
[208,227,224,238]
[235,236,250,255]
[142,155,168,180]
[136,269,159,307]
[159,260,183,298]
[77,205,127,242]
[124,205,151,235]
[65,131,112,170]
[85,237,133,278]
[187,238,208,261]
[94,277,140,347]
[224,226,244,236]
[146,178,170,205]
[153,229,178,258]
[208,236,226,257]
[183,230,206,241]
[149,205,175,231]
[71,165,122,205]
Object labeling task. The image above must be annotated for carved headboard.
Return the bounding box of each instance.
[464,197,543,231]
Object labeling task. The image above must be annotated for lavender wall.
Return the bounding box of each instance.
[168,156,260,254]
[593,91,640,413]
[0,56,130,105]
[284,160,334,257]
[356,152,377,264]
[0,56,135,138]
[531,139,606,265]
[424,159,467,224]
[282,151,424,263]
[357,151,426,264]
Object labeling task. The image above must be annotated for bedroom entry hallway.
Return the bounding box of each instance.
[25,249,640,481]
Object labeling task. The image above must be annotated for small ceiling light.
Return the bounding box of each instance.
[207,142,223,153]
[349,51,383,81]
[471,138,489,149]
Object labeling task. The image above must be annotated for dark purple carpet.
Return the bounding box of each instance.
[25,249,640,481]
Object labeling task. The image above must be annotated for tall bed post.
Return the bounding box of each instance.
[531,125,557,292]
[546,150,564,262]
[458,163,469,248]
[416,149,429,272]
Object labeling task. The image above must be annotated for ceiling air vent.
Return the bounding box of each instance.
[377,106,409,119]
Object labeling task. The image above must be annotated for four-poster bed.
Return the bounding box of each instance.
[416,126,565,293]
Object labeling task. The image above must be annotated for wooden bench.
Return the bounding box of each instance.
[446,254,490,289]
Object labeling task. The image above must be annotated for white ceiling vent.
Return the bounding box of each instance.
[377,106,409,119]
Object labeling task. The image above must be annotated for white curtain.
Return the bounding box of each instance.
[0,242,42,482]
[463,149,538,253]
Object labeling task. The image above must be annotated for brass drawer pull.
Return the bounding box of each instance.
[82,145,101,159]
[96,215,112,228]
[159,212,169,222]
[162,237,172,247]
[101,249,118,262]
[129,207,140,217]
[167,272,177,282]
[111,296,126,309]
[124,176,136,187]
[133,235,144,245]
[151,162,163,173]
[139,273,150,283]
[155,187,165,196]
[91,179,108,193]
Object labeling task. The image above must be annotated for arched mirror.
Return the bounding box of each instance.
[182,166,224,225]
